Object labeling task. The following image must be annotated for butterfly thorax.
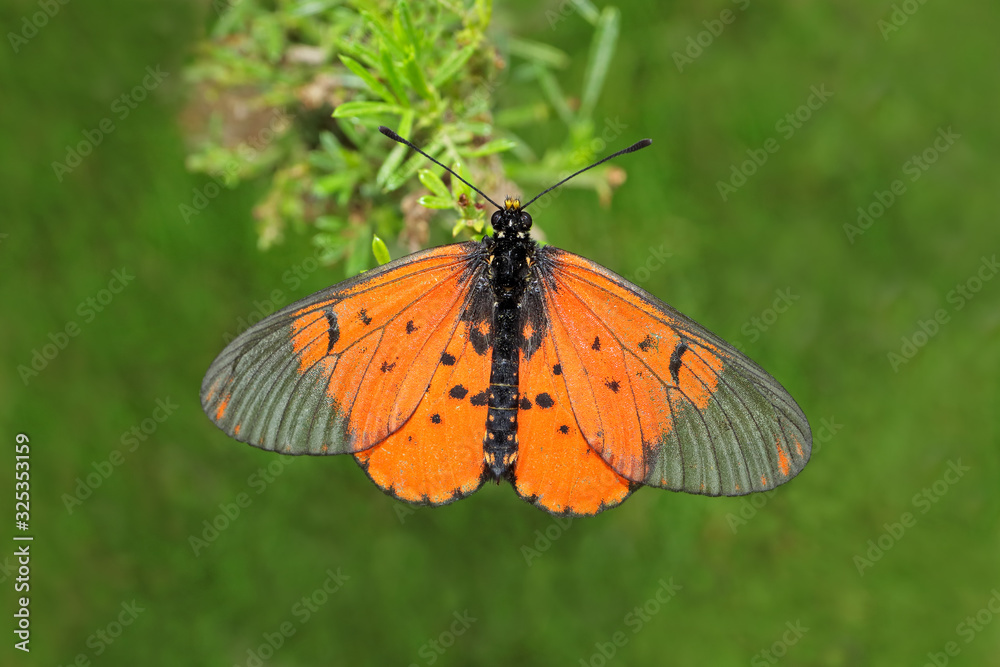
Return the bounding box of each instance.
[487,198,535,290]
[482,199,537,481]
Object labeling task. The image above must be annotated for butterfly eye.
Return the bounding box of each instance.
[491,210,503,227]
[518,212,533,231]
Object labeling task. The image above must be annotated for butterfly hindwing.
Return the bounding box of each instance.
[200,243,491,479]
[355,271,494,505]
[524,246,811,498]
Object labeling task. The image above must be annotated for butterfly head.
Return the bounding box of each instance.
[491,197,533,240]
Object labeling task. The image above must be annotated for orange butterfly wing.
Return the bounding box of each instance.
[355,306,493,505]
[515,321,636,515]
[201,243,493,504]
[513,246,810,511]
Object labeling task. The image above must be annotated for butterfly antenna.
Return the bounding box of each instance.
[520,138,653,210]
[378,126,503,210]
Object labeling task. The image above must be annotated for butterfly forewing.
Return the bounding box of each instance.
[201,243,489,459]
[527,246,811,497]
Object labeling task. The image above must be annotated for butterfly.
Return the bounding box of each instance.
[201,126,811,516]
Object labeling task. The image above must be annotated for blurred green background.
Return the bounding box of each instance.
[3,0,999,665]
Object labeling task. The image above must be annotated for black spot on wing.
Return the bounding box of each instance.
[552,364,561,375]
[470,391,489,406]
[591,336,601,351]
[558,424,569,434]
[519,396,532,410]
[669,342,688,385]
[324,308,340,353]
[535,392,554,409]
[449,384,469,400]
[638,334,656,353]
[380,360,396,373]
[605,379,620,393]
[440,352,456,366]
[430,413,441,424]
[406,320,418,334]
[358,309,373,325]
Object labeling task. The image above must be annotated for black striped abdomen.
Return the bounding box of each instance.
[484,300,520,478]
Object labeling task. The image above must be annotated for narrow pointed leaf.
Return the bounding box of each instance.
[339,55,398,104]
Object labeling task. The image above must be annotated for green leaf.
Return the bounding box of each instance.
[449,161,471,200]
[379,47,409,106]
[290,1,338,18]
[461,138,517,157]
[315,215,344,232]
[495,103,549,128]
[376,108,415,187]
[569,0,600,25]
[418,169,451,198]
[432,44,478,88]
[332,101,404,118]
[417,195,455,209]
[361,10,404,60]
[319,131,340,156]
[346,232,373,277]
[533,64,575,126]
[339,55,398,104]
[579,6,620,121]
[386,137,444,191]
[395,0,422,60]
[508,37,570,69]
[396,107,415,139]
[403,53,435,102]
[371,234,391,265]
